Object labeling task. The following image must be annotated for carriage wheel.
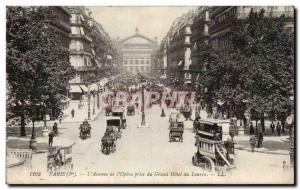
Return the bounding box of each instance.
[202,156,215,172]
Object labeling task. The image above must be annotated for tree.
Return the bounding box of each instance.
[197,40,221,114]
[6,7,75,136]
[202,8,294,125]
[238,9,294,127]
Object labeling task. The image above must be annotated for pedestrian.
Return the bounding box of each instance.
[48,131,54,147]
[58,112,63,124]
[276,122,282,136]
[270,121,275,135]
[52,122,58,136]
[249,122,254,135]
[258,132,264,148]
[256,123,263,148]
[71,108,75,118]
[249,135,256,152]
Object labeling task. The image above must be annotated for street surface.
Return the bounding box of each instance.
[7,89,294,184]
[45,96,293,184]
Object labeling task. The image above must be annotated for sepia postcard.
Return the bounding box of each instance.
[6,6,295,184]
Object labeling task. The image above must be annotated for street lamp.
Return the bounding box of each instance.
[93,91,95,115]
[97,85,100,109]
[141,82,146,126]
[29,106,37,150]
[138,77,148,128]
[87,83,91,120]
[41,95,49,137]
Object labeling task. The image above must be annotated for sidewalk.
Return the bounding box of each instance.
[62,97,103,123]
[7,135,75,153]
[234,134,290,155]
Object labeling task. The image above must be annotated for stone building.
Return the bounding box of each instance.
[160,6,294,85]
[49,6,72,112]
[209,6,294,51]
[118,28,158,74]
[68,6,94,85]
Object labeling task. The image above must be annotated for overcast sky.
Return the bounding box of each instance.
[88,6,195,43]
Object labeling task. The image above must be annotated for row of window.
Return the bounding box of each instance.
[125,66,150,72]
[70,55,92,67]
[214,7,237,24]
[211,35,232,49]
[71,26,85,35]
[123,59,151,65]
[70,14,85,24]
[70,40,83,51]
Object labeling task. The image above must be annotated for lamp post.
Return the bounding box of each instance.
[87,83,91,120]
[141,82,146,126]
[41,95,49,137]
[138,77,148,128]
[97,85,100,109]
[29,106,37,150]
[93,91,95,115]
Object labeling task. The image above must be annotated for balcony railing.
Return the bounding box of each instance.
[76,66,97,71]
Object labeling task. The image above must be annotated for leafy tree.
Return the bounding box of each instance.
[197,40,221,114]
[202,8,294,126]
[7,7,75,136]
[238,9,294,127]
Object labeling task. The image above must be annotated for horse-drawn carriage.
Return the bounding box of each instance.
[192,119,235,172]
[169,113,184,143]
[101,117,123,155]
[112,107,126,129]
[127,105,135,116]
[79,121,91,140]
[47,146,73,172]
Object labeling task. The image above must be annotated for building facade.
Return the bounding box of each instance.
[119,28,158,74]
[160,6,294,85]
[209,6,294,51]
[68,6,94,84]
[49,6,72,112]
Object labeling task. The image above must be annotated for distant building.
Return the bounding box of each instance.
[118,28,158,74]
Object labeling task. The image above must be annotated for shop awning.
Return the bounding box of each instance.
[69,85,82,93]
[80,85,88,92]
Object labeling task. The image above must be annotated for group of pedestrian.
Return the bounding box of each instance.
[249,122,264,152]
[248,119,285,153]
[270,121,284,136]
